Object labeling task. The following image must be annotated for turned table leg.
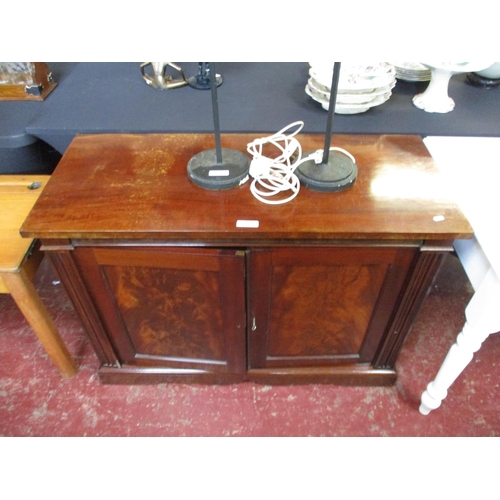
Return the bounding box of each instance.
[420,267,500,415]
[2,268,78,378]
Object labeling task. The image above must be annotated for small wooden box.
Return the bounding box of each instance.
[0,62,57,101]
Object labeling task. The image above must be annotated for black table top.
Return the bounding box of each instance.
[2,62,499,154]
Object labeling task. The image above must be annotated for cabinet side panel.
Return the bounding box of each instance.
[374,249,446,368]
[47,251,120,366]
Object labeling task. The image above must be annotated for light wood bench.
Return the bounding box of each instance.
[0,175,76,378]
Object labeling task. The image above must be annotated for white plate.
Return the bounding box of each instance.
[306,85,391,114]
[308,77,395,103]
[392,62,431,82]
[394,62,429,71]
[325,93,391,114]
[309,62,396,93]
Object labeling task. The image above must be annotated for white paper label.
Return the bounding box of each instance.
[236,220,260,228]
[209,170,230,177]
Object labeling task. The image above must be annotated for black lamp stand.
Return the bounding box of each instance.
[296,62,357,192]
[187,63,250,190]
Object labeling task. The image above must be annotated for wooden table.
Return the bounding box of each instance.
[420,137,500,414]
[0,175,76,378]
[20,134,472,385]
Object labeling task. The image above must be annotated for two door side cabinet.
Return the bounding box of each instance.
[21,133,473,385]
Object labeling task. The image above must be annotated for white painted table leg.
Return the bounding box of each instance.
[420,267,500,415]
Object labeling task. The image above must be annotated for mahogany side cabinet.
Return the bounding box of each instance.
[21,133,473,385]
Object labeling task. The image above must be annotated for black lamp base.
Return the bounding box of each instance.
[296,150,357,192]
[466,72,500,88]
[188,74,223,90]
[187,148,250,190]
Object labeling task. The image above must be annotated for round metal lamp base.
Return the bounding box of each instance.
[296,150,357,192]
[187,148,250,190]
[188,75,223,90]
[466,72,500,88]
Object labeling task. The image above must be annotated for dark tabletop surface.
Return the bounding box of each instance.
[2,62,499,154]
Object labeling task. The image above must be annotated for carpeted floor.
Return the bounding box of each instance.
[1,252,499,437]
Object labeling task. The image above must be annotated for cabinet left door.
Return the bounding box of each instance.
[72,246,247,384]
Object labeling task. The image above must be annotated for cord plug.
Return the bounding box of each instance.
[249,157,275,178]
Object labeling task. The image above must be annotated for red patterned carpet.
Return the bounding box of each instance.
[1,253,499,437]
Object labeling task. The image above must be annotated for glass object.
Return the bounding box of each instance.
[0,62,56,100]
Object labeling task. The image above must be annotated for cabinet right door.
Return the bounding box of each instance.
[247,246,418,383]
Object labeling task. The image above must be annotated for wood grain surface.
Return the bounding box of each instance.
[0,175,49,272]
[20,133,473,242]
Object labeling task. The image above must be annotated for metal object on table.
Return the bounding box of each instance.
[140,62,188,90]
[188,62,223,90]
[187,62,249,190]
[296,62,358,192]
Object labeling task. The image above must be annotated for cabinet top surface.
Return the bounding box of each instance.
[21,133,473,242]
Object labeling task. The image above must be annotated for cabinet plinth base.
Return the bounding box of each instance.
[97,364,396,386]
[246,367,397,386]
[98,366,246,385]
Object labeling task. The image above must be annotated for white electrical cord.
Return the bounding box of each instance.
[246,121,356,205]
[247,121,306,205]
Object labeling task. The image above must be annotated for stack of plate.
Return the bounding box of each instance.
[392,62,431,82]
[306,62,397,114]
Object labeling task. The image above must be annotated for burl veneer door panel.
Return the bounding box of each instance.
[73,247,246,376]
[248,246,416,369]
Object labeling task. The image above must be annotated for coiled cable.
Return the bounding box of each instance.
[247,121,307,205]
[246,121,355,205]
